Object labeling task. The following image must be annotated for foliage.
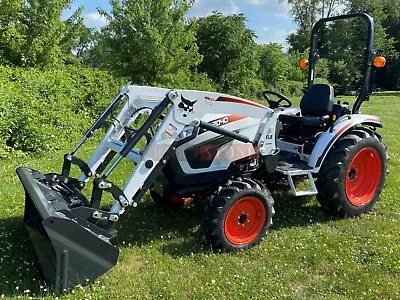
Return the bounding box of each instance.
[195,12,261,97]
[283,0,348,52]
[285,0,400,92]
[0,0,89,68]
[286,29,311,53]
[314,58,330,81]
[329,59,352,89]
[92,0,203,89]
[60,6,94,63]
[0,66,125,157]
[258,43,309,95]
[258,43,290,90]
[348,0,400,90]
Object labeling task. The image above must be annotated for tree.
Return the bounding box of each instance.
[258,43,291,90]
[379,3,400,89]
[284,0,400,91]
[93,0,201,87]
[195,12,260,96]
[0,0,82,68]
[60,6,94,63]
[0,0,26,65]
[283,0,347,52]
[347,0,400,90]
[329,59,352,90]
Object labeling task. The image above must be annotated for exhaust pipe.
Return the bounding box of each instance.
[17,167,119,294]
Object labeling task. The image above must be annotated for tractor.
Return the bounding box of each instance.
[16,13,387,293]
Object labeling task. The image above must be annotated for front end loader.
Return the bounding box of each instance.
[16,12,388,293]
[17,85,279,292]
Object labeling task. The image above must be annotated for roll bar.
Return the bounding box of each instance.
[307,13,376,114]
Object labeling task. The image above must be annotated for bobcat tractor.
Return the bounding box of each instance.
[16,13,388,292]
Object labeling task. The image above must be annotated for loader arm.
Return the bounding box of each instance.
[81,86,278,214]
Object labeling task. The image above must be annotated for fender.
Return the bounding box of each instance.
[309,114,382,170]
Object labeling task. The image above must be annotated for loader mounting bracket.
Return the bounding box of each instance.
[61,154,92,178]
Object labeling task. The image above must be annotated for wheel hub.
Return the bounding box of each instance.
[348,168,356,180]
[238,213,248,224]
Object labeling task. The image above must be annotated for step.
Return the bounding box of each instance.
[275,153,318,196]
[287,172,318,197]
[275,159,313,176]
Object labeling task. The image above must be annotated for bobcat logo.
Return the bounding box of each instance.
[178,95,197,117]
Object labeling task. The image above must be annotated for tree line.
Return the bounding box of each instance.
[285,0,400,91]
[0,0,399,99]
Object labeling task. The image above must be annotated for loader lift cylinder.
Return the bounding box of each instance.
[103,95,172,178]
[198,121,254,144]
[71,93,126,155]
[61,86,130,178]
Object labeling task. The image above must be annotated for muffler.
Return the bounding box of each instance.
[17,167,119,294]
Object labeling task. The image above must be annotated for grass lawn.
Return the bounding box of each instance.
[0,92,399,299]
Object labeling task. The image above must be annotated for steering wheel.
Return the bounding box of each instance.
[262,90,292,109]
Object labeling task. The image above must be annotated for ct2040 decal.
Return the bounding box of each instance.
[209,115,247,127]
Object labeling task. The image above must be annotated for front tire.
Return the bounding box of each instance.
[316,128,387,217]
[202,179,274,251]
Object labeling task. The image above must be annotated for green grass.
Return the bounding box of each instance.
[1,92,400,299]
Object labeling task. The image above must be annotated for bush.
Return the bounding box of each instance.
[258,50,307,97]
[153,70,217,92]
[0,66,125,158]
[285,80,305,96]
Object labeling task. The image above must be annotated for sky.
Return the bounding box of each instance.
[64,0,297,48]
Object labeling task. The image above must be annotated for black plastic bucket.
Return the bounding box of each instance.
[17,167,119,294]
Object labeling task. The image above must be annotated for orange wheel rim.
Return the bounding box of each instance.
[345,147,382,206]
[224,196,266,245]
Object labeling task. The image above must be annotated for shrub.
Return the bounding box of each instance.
[0,66,125,158]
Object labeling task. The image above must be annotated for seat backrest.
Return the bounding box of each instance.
[300,84,334,117]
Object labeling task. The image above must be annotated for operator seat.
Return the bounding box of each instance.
[279,84,334,128]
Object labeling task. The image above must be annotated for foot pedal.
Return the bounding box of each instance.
[287,172,318,196]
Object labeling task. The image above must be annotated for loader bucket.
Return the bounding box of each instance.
[16,167,119,294]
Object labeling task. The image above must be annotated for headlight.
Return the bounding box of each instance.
[178,126,194,140]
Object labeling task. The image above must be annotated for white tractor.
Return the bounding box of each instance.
[17,13,387,293]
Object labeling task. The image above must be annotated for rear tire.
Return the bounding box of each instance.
[202,179,274,251]
[316,128,387,217]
